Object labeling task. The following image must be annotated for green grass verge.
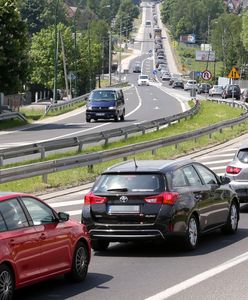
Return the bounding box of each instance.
[0,100,247,194]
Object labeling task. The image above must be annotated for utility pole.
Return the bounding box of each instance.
[60,31,69,99]
[88,22,92,91]
[53,0,59,103]
[118,18,122,83]
[108,30,112,86]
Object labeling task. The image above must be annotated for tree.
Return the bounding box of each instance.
[29,24,75,90]
[241,10,248,52]
[0,0,29,94]
[17,0,68,36]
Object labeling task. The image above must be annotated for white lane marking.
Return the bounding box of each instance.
[65,210,82,216]
[145,251,248,300]
[197,153,236,159]
[49,199,85,208]
[196,159,233,165]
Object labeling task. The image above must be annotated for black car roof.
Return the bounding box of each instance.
[103,159,194,173]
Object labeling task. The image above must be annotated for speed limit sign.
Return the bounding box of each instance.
[202,70,212,81]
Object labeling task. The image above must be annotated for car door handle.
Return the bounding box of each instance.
[40,233,46,240]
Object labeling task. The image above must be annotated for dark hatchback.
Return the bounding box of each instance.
[222,84,241,100]
[86,88,125,122]
[82,159,239,251]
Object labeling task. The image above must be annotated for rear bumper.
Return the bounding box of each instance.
[89,228,164,241]
[229,181,248,202]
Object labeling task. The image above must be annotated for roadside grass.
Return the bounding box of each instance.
[0,119,26,130]
[19,101,85,122]
[0,100,247,194]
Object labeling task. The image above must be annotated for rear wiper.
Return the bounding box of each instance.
[107,188,128,192]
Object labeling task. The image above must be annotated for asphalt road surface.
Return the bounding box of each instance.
[14,137,248,300]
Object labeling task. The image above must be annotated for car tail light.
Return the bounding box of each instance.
[84,192,107,205]
[226,166,242,174]
[144,192,179,205]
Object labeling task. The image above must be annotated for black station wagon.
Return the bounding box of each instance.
[81,159,239,251]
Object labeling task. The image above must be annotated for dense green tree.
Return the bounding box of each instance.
[29,24,75,90]
[161,0,225,42]
[210,13,247,75]
[241,10,248,52]
[114,0,139,38]
[0,0,29,94]
[17,0,68,35]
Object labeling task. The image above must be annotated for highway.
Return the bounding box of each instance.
[2,2,248,300]
[14,136,248,300]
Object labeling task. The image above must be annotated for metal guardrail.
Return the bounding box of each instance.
[0,112,27,122]
[0,100,200,165]
[45,94,89,114]
[0,99,248,184]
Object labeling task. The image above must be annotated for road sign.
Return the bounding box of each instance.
[202,70,212,81]
[227,67,240,79]
[153,69,157,75]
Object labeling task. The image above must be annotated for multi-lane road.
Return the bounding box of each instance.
[2,2,248,300]
[14,137,248,300]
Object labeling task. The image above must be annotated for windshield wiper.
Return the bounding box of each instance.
[107,188,128,192]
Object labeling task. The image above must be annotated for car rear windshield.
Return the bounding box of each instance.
[89,90,116,101]
[93,174,165,192]
[237,149,248,163]
[139,75,148,80]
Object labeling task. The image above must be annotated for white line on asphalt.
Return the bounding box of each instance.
[145,251,248,300]
[196,159,233,165]
[49,199,84,208]
[196,153,236,159]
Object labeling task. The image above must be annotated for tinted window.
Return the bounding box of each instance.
[89,90,116,101]
[0,199,29,230]
[183,165,202,187]
[93,174,164,192]
[0,213,7,232]
[172,169,188,187]
[22,197,56,225]
[194,164,218,185]
[237,149,248,163]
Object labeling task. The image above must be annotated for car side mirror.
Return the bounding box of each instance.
[219,176,231,185]
[58,212,69,221]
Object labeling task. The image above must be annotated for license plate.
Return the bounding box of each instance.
[108,205,140,214]
[96,113,105,116]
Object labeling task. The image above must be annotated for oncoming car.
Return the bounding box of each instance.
[0,192,91,300]
[82,159,239,252]
[138,74,150,86]
[86,88,125,122]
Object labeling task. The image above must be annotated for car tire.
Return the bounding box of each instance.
[86,117,91,123]
[120,111,125,121]
[221,202,239,234]
[184,215,199,250]
[0,264,14,300]
[91,240,109,251]
[65,241,90,282]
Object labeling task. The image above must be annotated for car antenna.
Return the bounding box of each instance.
[134,157,138,169]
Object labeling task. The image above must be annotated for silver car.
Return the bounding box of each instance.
[225,143,248,202]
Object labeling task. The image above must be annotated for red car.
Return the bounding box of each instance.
[0,192,91,300]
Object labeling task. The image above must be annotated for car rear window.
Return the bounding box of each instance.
[237,149,248,163]
[93,174,165,192]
